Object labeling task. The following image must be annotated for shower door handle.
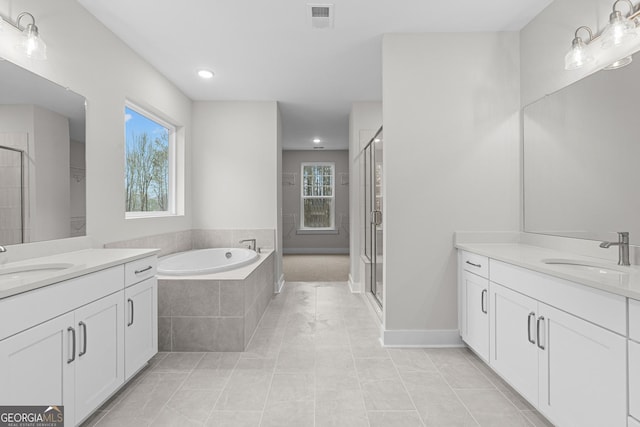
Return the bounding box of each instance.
[371,210,382,226]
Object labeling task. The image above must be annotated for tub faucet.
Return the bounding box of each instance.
[239,239,256,251]
[0,245,6,253]
[599,232,630,266]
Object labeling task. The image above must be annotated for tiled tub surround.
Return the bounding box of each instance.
[105,229,275,257]
[158,251,275,352]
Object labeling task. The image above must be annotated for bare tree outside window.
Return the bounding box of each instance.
[125,106,173,214]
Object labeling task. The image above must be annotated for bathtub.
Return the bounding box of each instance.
[158,248,259,276]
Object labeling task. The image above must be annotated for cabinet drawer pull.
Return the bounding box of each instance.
[127,298,134,327]
[78,321,87,357]
[537,316,546,350]
[134,266,153,275]
[465,261,482,268]
[481,289,488,314]
[527,312,536,345]
[67,327,76,364]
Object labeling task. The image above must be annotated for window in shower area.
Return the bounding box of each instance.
[124,102,177,217]
[300,162,335,230]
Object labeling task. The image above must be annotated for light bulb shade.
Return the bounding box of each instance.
[604,55,633,70]
[601,10,637,48]
[18,23,47,60]
[564,37,594,70]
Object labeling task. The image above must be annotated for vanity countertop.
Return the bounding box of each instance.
[0,248,159,300]
[456,242,640,300]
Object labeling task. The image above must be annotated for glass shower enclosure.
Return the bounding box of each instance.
[363,127,383,307]
[0,144,25,244]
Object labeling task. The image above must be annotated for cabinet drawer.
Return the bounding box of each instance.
[631,341,640,420]
[631,299,640,342]
[125,256,157,288]
[0,266,123,341]
[490,260,626,335]
[461,251,489,278]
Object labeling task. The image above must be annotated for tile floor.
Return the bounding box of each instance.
[83,282,553,427]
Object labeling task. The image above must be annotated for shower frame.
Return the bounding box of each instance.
[0,144,25,244]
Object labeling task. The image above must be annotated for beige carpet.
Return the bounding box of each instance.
[282,254,350,282]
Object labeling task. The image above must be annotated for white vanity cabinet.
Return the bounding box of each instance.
[0,251,158,426]
[489,282,539,404]
[459,251,629,427]
[459,251,490,361]
[630,299,640,424]
[124,256,158,380]
[0,312,75,421]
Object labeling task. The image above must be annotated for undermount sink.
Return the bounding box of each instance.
[0,263,75,280]
[541,258,629,276]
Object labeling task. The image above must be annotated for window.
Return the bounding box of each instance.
[301,162,335,229]
[124,103,176,217]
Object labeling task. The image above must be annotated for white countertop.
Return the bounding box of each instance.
[456,242,640,300]
[0,248,159,300]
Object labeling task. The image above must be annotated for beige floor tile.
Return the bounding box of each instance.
[361,378,415,410]
[389,348,438,372]
[152,352,205,372]
[205,411,262,427]
[260,400,315,427]
[181,369,233,391]
[456,389,523,425]
[367,410,425,427]
[315,403,369,427]
[438,361,495,389]
[355,357,399,382]
[266,373,315,403]
[195,352,241,370]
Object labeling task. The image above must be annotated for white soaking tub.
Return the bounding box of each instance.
[157,248,258,276]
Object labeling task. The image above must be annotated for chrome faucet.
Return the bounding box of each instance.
[239,239,256,251]
[0,246,6,253]
[599,232,630,266]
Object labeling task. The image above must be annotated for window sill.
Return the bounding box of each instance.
[126,212,180,220]
[296,229,339,235]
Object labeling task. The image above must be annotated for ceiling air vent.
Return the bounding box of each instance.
[307,4,334,29]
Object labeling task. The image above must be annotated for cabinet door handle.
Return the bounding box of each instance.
[527,312,536,345]
[67,327,76,364]
[465,261,481,268]
[78,321,87,357]
[127,298,134,327]
[481,289,488,314]
[537,316,546,350]
[135,266,153,275]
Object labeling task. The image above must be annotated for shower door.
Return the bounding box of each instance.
[0,144,25,244]
[364,128,383,307]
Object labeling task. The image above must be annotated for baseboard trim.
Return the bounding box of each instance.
[382,329,464,348]
[283,248,349,255]
[276,274,285,293]
[348,274,362,293]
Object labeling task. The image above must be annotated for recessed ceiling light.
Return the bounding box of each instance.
[197,69,214,79]
[313,138,321,143]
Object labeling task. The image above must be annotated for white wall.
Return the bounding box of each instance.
[33,106,70,241]
[282,150,349,254]
[0,0,192,245]
[382,33,520,344]
[191,101,280,230]
[348,102,382,291]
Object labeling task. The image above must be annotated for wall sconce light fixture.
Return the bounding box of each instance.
[0,11,47,60]
[565,0,640,71]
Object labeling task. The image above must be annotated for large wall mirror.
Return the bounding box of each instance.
[523,51,640,245]
[0,60,86,245]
